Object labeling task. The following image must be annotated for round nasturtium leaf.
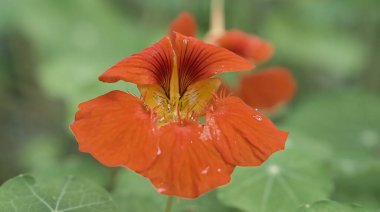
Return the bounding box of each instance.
[284,91,380,208]
[0,174,116,212]
[217,132,333,212]
[297,200,375,212]
[285,91,380,164]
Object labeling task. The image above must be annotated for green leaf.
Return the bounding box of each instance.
[0,174,116,212]
[217,132,333,212]
[112,169,237,212]
[285,91,380,208]
[19,135,113,187]
[285,91,380,163]
[297,200,376,212]
[112,169,165,212]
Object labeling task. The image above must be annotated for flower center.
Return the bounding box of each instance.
[139,53,221,126]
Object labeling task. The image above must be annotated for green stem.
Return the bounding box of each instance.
[164,196,174,212]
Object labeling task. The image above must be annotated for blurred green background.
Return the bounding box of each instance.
[1,0,379,211]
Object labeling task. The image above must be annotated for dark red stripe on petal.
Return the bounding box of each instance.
[172,32,254,95]
[141,121,234,198]
[99,37,174,96]
[70,90,159,172]
[205,96,287,166]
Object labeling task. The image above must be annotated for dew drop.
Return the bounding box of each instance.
[201,166,210,174]
[157,147,161,155]
[157,187,166,192]
[252,114,263,121]
[304,204,310,208]
[217,168,222,172]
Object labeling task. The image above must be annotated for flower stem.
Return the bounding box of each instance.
[205,0,225,43]
[164,196,174,212]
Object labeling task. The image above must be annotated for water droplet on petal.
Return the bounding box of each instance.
[201,166,210,174]
[157,187,166,192]
[157,147,161,155]
[252,114,263,121]
[217,168,222,172]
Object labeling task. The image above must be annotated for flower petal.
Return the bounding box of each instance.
[141,121,234,198]
[99,33,252,97]
[180,78,221,117]
[169,12,197,37]
[173,32,254,95]
[99,36,174,94]
[239,67,297,110]
[216,30,274,63]
[70,90,159,172]
[205,96,287,166]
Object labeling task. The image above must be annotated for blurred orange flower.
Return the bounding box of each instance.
[238,67,297,111]
[216,30,274,64]
[71,33,287,198]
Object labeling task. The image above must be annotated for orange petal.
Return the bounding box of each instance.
[169,12,197,37]
[249,36,274,63]
[205,96,287,166]
[216,30,274,63]
[99,36,174,92]
[70,91,159,172]
[99,34,253,97]
[141,121,234,198]
[173,32,254,95]
[238,67,297,110]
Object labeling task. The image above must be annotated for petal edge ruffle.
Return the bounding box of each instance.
[70,90,159,172]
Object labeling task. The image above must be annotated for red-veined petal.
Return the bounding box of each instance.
[141,121,234,198]
[205,96,287,166]
[99,37,174,95]
[169,12,197,37]
[173,32,254,94]
[70,90,159,172]
[239,67,297,110]
[99,33,253,96]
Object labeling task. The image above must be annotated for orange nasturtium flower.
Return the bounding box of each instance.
[70,32,287,198]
